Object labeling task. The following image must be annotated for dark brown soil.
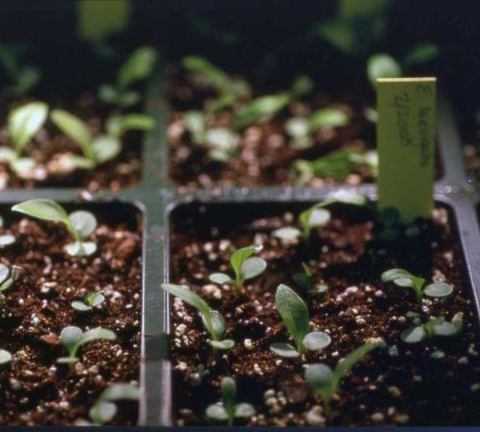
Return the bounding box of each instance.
[169,201,480,426]
[0,94,143,191]
[0,203,142,426]
[167,65,376,189]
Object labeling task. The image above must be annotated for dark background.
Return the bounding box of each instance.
[0,0,479,122]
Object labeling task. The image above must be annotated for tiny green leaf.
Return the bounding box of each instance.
[424,282,453,299]
[89,401,117,425]
[210,339,235,350]
[8,102,48,155]
[309,108,349,131]
[65,241,97,257]
[401,326,427,343]
[69,211,97,239]
[328,189,368,205]
[275,284,309,354]
[99,383,140,402]
[403,42,439,69]
[117,46,157,90]
[206,404,229,422]
[367,53,402,88]
[234,403,256,418]
[0,349,12,365]
[71,300,92,311]
[303,332,332,351]
[60,326,83,354]
[233,93,290,129]
[161,283,210,318]
[269,342,300,358]
[80,328,116,346]
[272,227,302,240]
[92,136,121,164]
[240,257,267,281]
[12,199,70,225]
[51,110,94,160]
[209,273,232,285]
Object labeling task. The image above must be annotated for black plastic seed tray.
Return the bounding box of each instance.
[1,63,479,429]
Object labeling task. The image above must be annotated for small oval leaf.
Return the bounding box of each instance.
[304,363,334,392]
[0,349,12,365]
[209,339,235,350]
[272,227,302,240]
[424,282,453,299]
[209,273,232,285]
[241,257,267,281]
[69,211,97,239]
[401,326,427,344]
[269,342,300,358]
[303,332,332,351]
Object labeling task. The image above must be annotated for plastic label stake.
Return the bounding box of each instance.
[377,77,437,222]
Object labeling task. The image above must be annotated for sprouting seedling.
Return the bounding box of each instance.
[72,290,105,312]
[0,216,15,247]
[0,102,48,178]
[182,56,250,104]
[270,284,331,358]
[375,208,420,241]
[367,42,439,89]
[0,40,41,98]
[0,264,21,292]
[273,191,367,242]
[57,326,116,365]
[304,343,378,415]
[381,268,454,304]
[232,75,315,130]
[401,313,463,344]
[12,199,98,257]
[285,108,349,150]
[50,110,154,170]
[209,244,266,293]
[76,383,140,426]
[0,349,12,365]
[293,263,328,294]
[292,148,377,184]
[273,202,331,242]
[161,283,234,351]
[206,377,255,426]
[183,111,240,163]
[98,46,158,108]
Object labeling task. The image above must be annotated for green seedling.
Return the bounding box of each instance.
[0,102,48,178]
[375,207,420,241]
[51,110,153,170]
[0,349,12,365]
[381,268,454,304]
[76,383,140,426]
[305,343,378,415]
[0,264,21,292]
[273,191,367,242]
[401,313,463,344]
[72,291,105,312]
[161,283,234,351]
[367,42,439,88]
[98,46,158,108]
[0,40,41,97]
[312,0,392,56]
[183,111,240,162]
[270,284,331,358]
[57,326,116,364]
[0,216,15,247]
[209,244,266,293]
[292,148,378,184]
[232,75,315,130]
[182,56,251,106]
[285,108,349,150]
[293,263,328,294]
[12,199,98,257]
[206,377,255,426]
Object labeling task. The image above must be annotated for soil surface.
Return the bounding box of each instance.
[169,201,480,426]
[0,204,142,426]
[0,94,143,191]
[167,65,377,189]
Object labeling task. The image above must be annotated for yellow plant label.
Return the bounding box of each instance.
[377,77,437,222]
